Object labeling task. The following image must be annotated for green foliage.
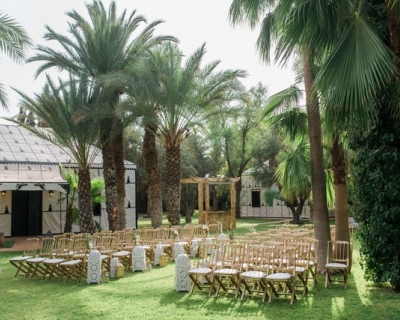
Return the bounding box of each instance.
[264,189,281,206]
[60,167,106,224]
[349,110,400,290]
[91,176,106,206]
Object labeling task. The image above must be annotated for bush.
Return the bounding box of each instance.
[350,110,400,290]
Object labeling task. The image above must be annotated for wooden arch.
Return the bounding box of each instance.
[180,176,240,230]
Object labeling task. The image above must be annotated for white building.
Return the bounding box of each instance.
[0,124,137,236]
[239,166,311,219]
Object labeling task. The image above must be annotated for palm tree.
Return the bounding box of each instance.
[275,135,311,224]
[314,2,400,290]
[0,11,31,108]
[7,75,101,233]
[228,0,335,268]
[121,42,246,225]
[27,0,176,230]
[264,85,350,239]
[262,94,336,224]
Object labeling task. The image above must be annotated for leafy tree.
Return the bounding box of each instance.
[211,83,268,218]
[180,133,220,223]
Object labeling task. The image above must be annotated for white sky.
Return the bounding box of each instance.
[0,0,295,124]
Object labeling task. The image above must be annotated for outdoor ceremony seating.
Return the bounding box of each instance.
[9,237,40,277]
[187,243,219,295]
[212,243,245,297]
[325,240,350,289]
[24,237,55,279]
[265,245,297,304]
[237,245,272,301]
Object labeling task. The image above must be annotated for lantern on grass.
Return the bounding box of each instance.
[159,253,169,267]
[101,268,109,283]
[116,262,125,278]
[110,257,119,278]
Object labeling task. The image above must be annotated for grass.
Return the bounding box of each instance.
[0,217,399,320]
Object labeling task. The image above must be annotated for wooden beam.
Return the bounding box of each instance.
[230,182,236,229]
[205,183,210,223]
[198,182,204,224]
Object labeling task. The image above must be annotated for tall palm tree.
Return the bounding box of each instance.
[229,0,335,268]
[0,11,31,108]
[121,42,246,225]
[7,75,101,233]
[28,0,176,230]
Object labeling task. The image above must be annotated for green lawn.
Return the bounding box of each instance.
[0,217,398,320]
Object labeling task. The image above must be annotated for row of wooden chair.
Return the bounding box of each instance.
[9,237,86,282]
[188,238,319,304]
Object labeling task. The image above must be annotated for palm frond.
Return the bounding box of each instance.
[315,16,396,130]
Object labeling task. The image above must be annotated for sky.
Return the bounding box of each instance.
[0,0,295,124]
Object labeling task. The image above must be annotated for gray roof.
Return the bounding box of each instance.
[0,124,135,192]
[0,124,102,164]
[0,124,135,167]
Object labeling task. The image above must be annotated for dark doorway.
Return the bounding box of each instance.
[11,190,43,236]
[251,190,261,208]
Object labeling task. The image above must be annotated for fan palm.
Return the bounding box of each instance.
[262,89,335,223]
[275,135,311,224]
[0,11,31,108]
[6,75,101,234]
[27,0,176,230]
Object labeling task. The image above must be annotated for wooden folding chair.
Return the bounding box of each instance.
[187,243,219,296]
[59,259,84,283]
[9,238,39,278]
[212,244,245,297]
[237,245,273,301]
[325,240,350,289]
[301,237,319,286]
[25,237,55,279]
[265,245,297,304]
[41,238,72,280]
[292,241,311,296]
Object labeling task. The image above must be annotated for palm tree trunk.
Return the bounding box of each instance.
[64,189,75,233]
[113,126,126,230]
[166,145,181,225]
[78,166,97,234]
[302,46,331,272]
[101,132,119,231]
[143,126,163,228]
[64,207,73,233]
[235,181,241,218]
[331,134,350,242]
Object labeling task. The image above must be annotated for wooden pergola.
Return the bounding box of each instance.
[181,176,240,230]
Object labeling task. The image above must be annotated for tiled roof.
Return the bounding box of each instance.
[0,124,103,164]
